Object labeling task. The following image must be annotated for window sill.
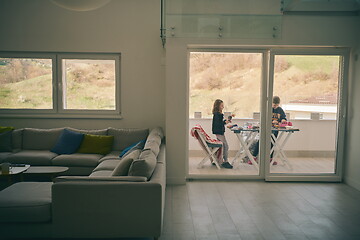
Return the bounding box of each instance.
[0,113,123,119]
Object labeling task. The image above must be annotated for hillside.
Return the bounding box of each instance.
[0,59,115,110]
[189,53,339,118]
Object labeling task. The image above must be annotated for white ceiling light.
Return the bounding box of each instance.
[51,0,112,12]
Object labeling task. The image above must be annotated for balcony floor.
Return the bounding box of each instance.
[189,156,335,175]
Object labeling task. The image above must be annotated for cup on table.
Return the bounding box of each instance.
[1,163,10,174]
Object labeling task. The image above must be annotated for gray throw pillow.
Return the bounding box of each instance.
[143,127,164,157]
[112,149,141,176]
[108,127,149,152]
[0,131,12,152]
[143,140,161,156]
[128,149,157,179]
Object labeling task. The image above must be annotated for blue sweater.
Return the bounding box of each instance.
[272,107,287,122]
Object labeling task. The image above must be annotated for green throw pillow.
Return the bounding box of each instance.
[0,126,15,133]
[77,134,114,155]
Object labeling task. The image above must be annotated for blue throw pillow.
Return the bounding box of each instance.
[119,140,146,158]
[51,129,84,154]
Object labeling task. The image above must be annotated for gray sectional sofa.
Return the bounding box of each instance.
[0,127,151,175]
[0,127,166,239]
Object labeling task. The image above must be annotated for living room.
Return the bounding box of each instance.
[0,0,360,239]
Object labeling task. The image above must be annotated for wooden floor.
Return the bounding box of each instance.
[160,181,360,240]
[189,157,335,175]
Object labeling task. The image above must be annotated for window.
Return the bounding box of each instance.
[0,52,120,117]
[0,57,53,109]
[189,52,262,119]
[273,55,340,120]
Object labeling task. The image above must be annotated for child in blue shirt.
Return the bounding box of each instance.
[250,96,286,165]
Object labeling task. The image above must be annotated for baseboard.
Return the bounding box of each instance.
[285,150,335,158]
[166,177,186,185]
[189,150,335,158]
[344,176,360,191]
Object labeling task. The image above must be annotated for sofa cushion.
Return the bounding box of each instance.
[112,149,141,176]
[77,134,114,155]
[144,140,161,157]
[22,128,64,150]
[128,149,157,180]
[148,127,164,140]
[52,153,102,167]
[108,127,149,151]
[6,150,58,165]
[89,170,113,177]
[0,131,12,152]
[51,129,84,155]
[66,127,108,135]
[0,152,12,163]
[143,127,164,157]
[55,176,147,182]
[100,151,122,162]
[12,129,23,150]
[0,182,52,223]
[93,160,120,172]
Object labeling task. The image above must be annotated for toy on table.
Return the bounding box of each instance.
[278,121,293,129]
[227,114,237,129]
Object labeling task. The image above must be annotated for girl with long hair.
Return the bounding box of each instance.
[212,99,233,169]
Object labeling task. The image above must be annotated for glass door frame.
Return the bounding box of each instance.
[186,46,349,182]
[264,48,350,182]
[186,47,268,180]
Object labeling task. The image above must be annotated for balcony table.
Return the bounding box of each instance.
[230,127,300,169]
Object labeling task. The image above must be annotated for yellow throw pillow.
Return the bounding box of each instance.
[77,134,114,155]
[0,126,15,133]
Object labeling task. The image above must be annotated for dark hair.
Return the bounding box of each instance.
[212,99,223,114]
[273,96,280,104]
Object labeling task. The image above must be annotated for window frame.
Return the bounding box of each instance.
[0,52,121,119]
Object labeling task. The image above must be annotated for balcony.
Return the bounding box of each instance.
[189,118,336,176]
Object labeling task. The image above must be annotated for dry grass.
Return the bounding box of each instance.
[189,53,340,118]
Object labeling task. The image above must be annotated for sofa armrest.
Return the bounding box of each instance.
[54,176,147,183]
[52,180,162,238]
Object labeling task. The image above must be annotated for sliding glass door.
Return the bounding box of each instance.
[188,50,264,178]
[264,49,349,181]
[187,47,348,181]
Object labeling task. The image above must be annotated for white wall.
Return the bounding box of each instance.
[166,14,359,184]
[344,28,360,190]
[0,1,359,185]
[0,0,165,130]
